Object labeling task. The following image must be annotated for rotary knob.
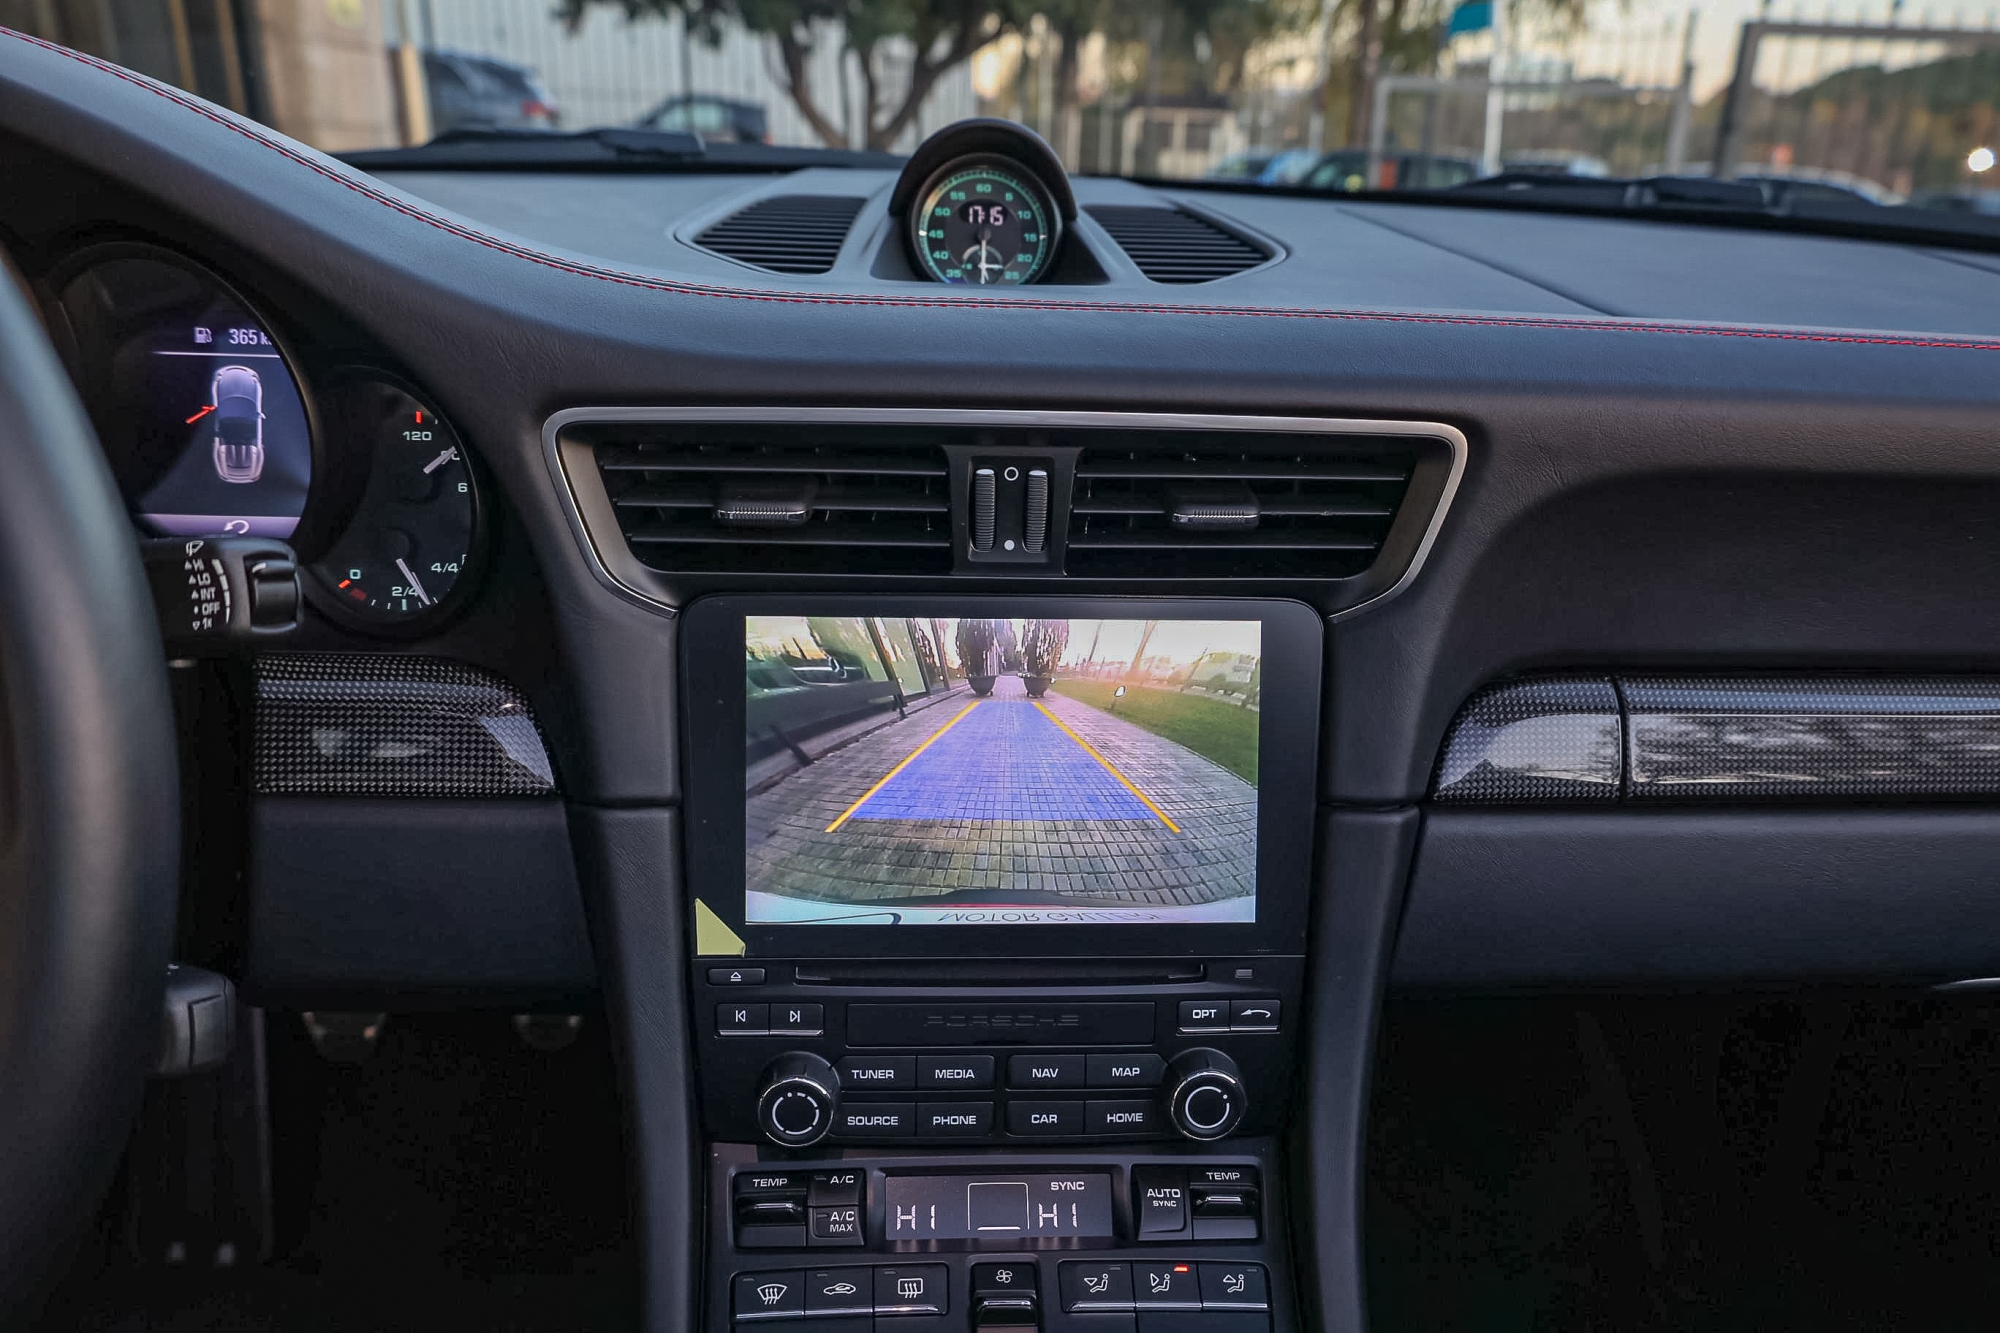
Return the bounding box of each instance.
[756,1051,839,1147]
[1163,1048,1246,1141]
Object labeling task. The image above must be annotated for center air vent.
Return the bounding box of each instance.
[1068,440,1413,578]
[694,195,867,274]
[1086,206,1271,283]
[592,431,951,575]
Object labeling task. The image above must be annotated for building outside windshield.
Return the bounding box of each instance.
[11,0,2000,209]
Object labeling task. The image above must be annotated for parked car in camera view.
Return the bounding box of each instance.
[208,364,263,484]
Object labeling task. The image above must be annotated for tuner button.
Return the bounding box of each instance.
[1164,1048,1246,1142]
[757,1051,839,1147]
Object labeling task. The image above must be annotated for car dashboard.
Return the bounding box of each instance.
[11,24,2000,1333]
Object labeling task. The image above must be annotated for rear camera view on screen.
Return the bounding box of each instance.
[745,616,1260,925]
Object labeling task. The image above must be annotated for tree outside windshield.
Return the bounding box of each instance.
[9,0,2000,205]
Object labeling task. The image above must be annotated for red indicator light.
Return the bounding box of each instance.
[337,579,351,588]
[185,404,215,424]
[1173,1265,1190,1273]
[415,410,424,423]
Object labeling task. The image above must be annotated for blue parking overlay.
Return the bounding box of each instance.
[847,700,1153,822]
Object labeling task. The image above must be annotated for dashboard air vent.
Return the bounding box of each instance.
[1068,439,1412,578]
[592,431,951,575]
[694,195,867,274]
[1086,205,1270,282]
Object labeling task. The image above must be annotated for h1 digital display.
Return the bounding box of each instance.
[744,615,1262,927]
[882,1173,1115,1242]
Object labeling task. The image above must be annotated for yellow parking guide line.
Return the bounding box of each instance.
[824,699,983,832]
[1032,701,1182,833]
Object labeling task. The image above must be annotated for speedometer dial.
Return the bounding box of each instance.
[909,157,1060,286]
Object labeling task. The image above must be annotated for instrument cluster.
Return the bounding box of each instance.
[43,242,483,636]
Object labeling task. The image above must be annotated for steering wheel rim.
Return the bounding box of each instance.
[0,261,178,1314]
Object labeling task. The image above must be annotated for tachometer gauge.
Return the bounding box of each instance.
[308,376,480,632]
[909,155,1061,286]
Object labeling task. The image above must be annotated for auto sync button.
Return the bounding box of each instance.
[805,1268,873,1316]
[918,1054,996,1089]
[1006,1100,1083,1136]
[1133,1166,1188,1236]
[837,1056,915,1090]
[1059,1260,1135,1312]
[1008,1053,1085,1089]
[917,1101,994,1136]
[874,1264,948,1315]
[836,1103,913,1137]
[734,1270,804,1321]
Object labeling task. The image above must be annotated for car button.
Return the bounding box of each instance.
[734,1270,804,1321]
[836,1056,914,1090]
[1008,1053,1085,1088]
[1134,1261,1202,1309]
[1059,1260,1134,1311]
[874,1263,947,1315]
[803,1267,872,1316]
[1177,1001,1230,1033]
[1006,1100,1083,1136]
[1199,1262,1270,1311]
[1230,998,1280,1032]
[918,1054,996,1089]
[1087,1052,1165,1087]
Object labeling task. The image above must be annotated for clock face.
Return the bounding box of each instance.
[911,160,1059,286]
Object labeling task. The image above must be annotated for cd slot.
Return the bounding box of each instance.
[793,961,1206,987]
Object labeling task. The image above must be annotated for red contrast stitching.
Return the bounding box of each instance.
[10,26,2000,352]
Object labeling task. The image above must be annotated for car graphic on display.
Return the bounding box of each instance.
[209,364,264,483]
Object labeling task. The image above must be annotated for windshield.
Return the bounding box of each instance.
[17,0,2000,212]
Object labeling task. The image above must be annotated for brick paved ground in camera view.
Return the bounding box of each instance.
[747,674,1257,907]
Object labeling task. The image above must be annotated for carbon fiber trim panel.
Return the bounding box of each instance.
[1626,676,2000,799]
[1432,676,1621,803]
[1435,675,2000,803]
[253,655,555,797]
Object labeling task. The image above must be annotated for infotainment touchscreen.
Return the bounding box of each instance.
[743,615,1262,926]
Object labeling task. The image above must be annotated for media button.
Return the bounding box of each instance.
[1006,1100,1084,1136]
[1230,998,1280,1032]
[733,1270,804,1321]
[1007,1053,1085,1089]
[1086,1099,1158,1135]
[874,1263,947,1315]
[1177,1001,1230,1033]
[836,1056,914,1090]
[917,1101,994,1136]
[717,1003,768,1036]
[835,1103,913,1137]
[918,1054,995,1089]
[1059,1260,1134,1312]
[1087,1052,1166,1088]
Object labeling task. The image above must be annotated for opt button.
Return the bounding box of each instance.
[1177,1001,1230,1033]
